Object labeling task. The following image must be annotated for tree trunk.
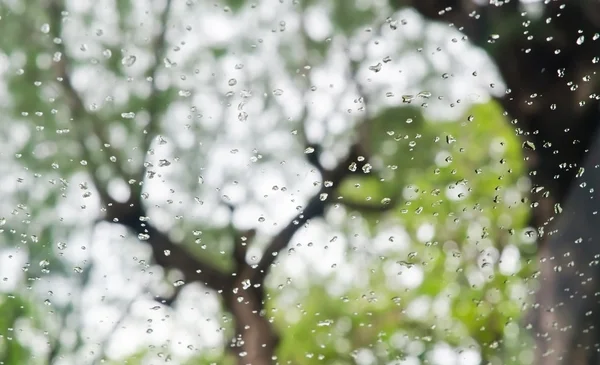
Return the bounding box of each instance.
[532,128,600,364]
[224,272,279,365]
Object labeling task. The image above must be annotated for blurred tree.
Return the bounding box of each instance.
[0,0,592,365]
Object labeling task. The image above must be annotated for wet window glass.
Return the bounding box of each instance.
[0,1,597,364]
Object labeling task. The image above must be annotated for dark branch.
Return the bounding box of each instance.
[336,198,397,213]
[400,0,485,43]
[136,0,174,189]
[106,200,232,292]
[252,144,365,283]
[233,229,255,270]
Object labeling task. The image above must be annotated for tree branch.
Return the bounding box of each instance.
[47,1,130,204]
[137,0,173,187]
[251,144,365,283]
[106,200,232,292]
[47,1,231,294]
[336,198,397,213]
[398,0,486,44]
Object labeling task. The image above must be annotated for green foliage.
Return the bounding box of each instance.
[331,0,377,34]
[320,100,532,363]
[0,295,38,365]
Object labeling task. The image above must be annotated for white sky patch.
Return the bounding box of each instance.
[304,6,333,41]
[416,223,435,243]
[499,244,521,276]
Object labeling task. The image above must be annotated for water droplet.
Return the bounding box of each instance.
[576,35,585,45]
[163,58,175,68]
[173,280,185,287]
[369,63,382,72]
[317,320,333,327]
[522,141,536,150]
[40,24,50,34]
[241,279,251,290]
[121,55,137,67]
[554,203,563,214]
[228,78,237,86]
[401,95,414,103]
[272,89,284,96]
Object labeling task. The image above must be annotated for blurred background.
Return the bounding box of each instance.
[0,0,598,364]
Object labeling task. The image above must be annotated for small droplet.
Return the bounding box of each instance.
[522,141,536,151]
[121,55,137,67]
[163,58,175,68]
[369,63,382,72]
[554,203,563,214]
[402,95,414,103]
